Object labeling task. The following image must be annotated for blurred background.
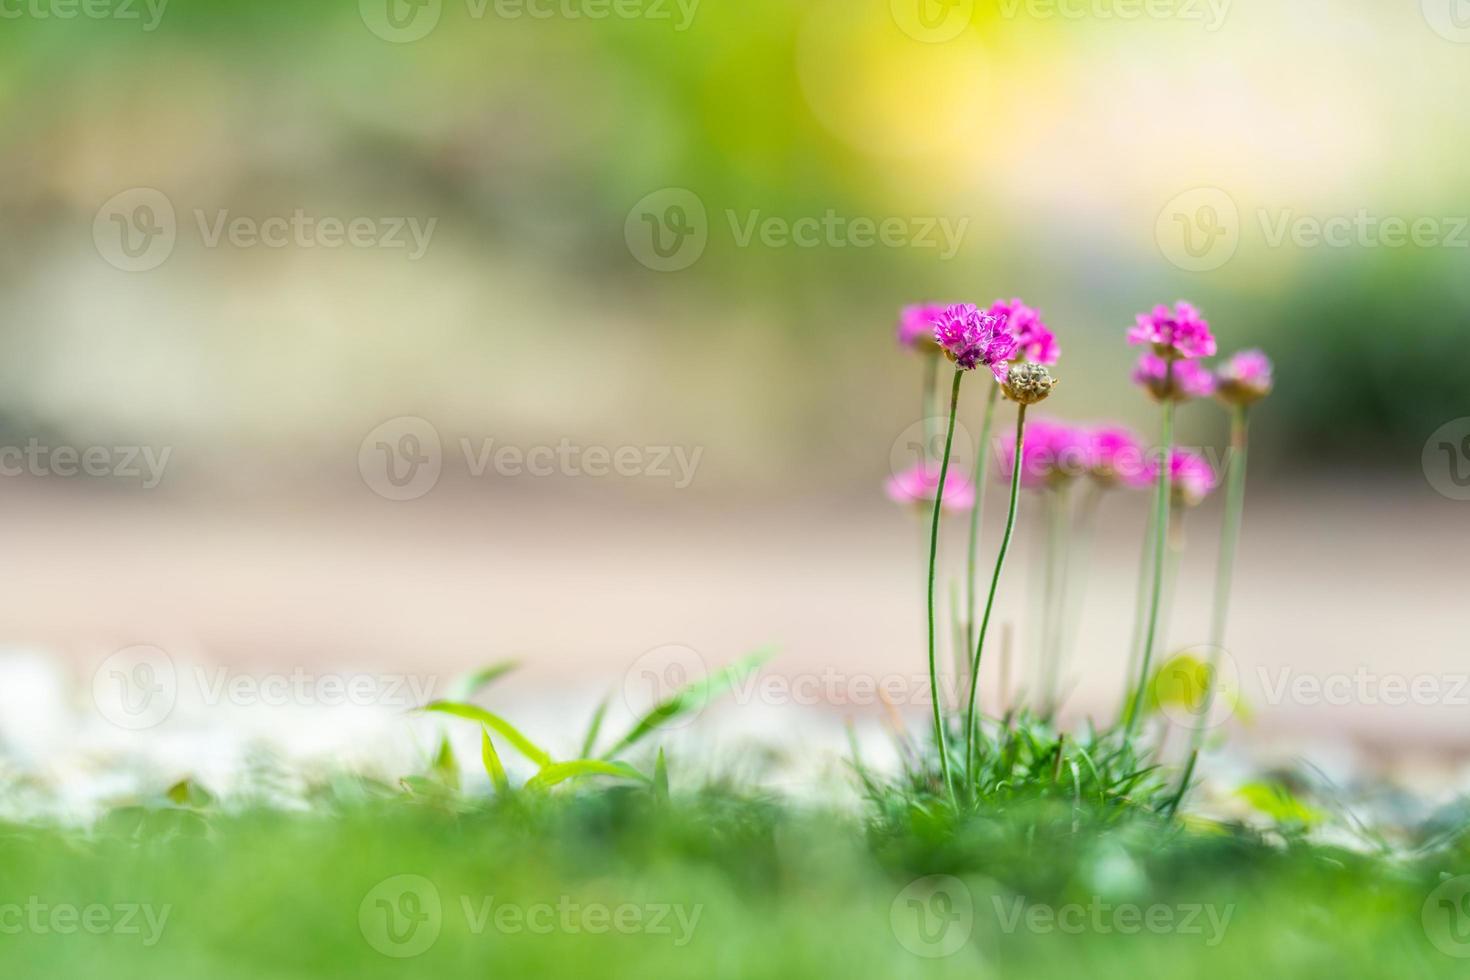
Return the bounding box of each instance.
[0,0,1467,805]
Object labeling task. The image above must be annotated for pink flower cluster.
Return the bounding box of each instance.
[931,304,1018,379]
[897,304,945,350]
[1128,302,1217,360]
[988,298,1059,365]
[885,461,976,512]
[1214,348,1274,405]
[1126,303,1274,407]
[897,297,1056,372]
[996,419,1154,490]
[1131,354,1215,402]
[1165,450,1217,508]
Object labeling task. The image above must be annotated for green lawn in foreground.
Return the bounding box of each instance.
[2,788,1467,979]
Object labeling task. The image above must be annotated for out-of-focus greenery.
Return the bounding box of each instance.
[0,1,1464,480]
[3,788,1468,978]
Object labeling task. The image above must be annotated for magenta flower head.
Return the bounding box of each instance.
[886,461,975,513]
[1154,450,1217,508]
[997,418,1089,490]
[1128,302,1216,360]
[897,304,945,352]
[989,298,1059,365]
[1215,349,1273,406]
[1086,424,1152,489]
[1132,353,1214,403]
[932,303,1018,380]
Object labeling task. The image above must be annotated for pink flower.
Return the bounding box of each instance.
[886,462,975,512]
[897,304,945,351]
[1149,450,1217,507]
[989,298,1059,365]
[932,303,1019,380]
[1128,302,1216,360]
[1086,425,1152,489]
[1132,353,1215,403]
[1215,349,1273,405]
[997,418,1090,490]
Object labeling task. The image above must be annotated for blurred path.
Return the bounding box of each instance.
[2,477,1464,756]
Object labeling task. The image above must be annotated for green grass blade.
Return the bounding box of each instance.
[653,748,670,802]
[604,647,774,759]
[525,760,647,792]
[480,727,510,794]
[579,693,611,759]
[431,735,460,791]
[421,701,552,767]
[445,660,520,701]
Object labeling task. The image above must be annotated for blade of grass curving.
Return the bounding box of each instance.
[480,727,510,794]
[445,660,520,702]
[603,647,774,759]
[526,759,647,792]
[580,693,611,759]
[1071,743,1106,806]
[653,748,670,802]
[422,701,552,767]
[431,736,460,791]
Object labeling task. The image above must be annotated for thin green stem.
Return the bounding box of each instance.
[1124,395,1175,740]
[964,384,1001,658]
[1121,475,1160,720]
[921,349,940,459]
[965,401,1028,778]
[926,368,964,807]
[1191,404,1249,756]
[1057,481,1103,708]
[1038,484,1071,718]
